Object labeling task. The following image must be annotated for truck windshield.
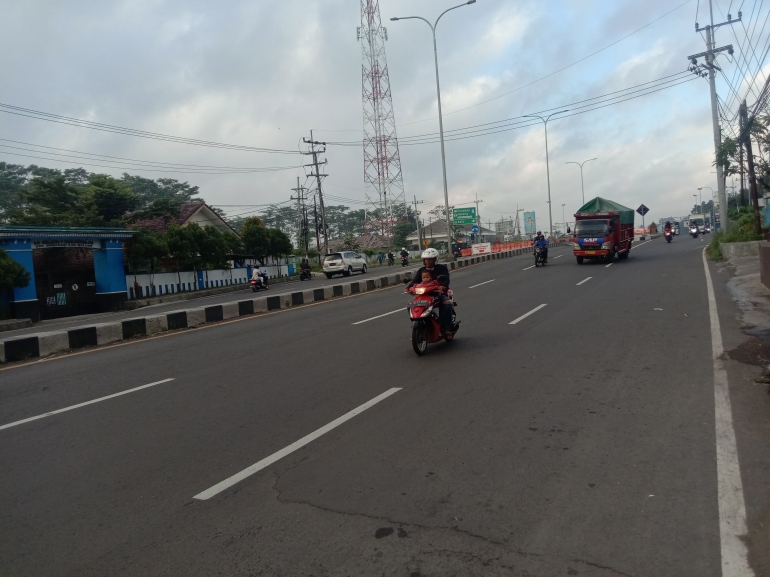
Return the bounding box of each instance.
[575,220,609,237]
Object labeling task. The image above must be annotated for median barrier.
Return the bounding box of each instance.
[0,245,546,363]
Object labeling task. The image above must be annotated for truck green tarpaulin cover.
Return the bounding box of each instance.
[576,197,635,225]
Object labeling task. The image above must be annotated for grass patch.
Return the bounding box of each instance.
[706,232,724,261]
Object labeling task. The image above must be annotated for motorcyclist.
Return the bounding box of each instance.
[400,247,409,262]
[300,258,311,279]
[387,250,395,265]
[251,265,265,287]
[664,221,672,235]
[534,233,549,262]
[405,248,454,340]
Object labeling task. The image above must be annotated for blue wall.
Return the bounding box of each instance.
[93,240,128,295]
[1,238,37,303]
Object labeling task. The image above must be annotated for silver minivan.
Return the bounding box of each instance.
[322,251,368,279]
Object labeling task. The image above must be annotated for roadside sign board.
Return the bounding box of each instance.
[523,211,537,234]
[422,240,430,247]
[453,207,476,225]
[637,204,649,216]
[471,224,479,233]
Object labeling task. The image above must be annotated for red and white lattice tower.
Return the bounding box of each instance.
[358,0,406,238]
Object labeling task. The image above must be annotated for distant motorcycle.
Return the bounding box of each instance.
[690,226,699,238]
[250,273,269,291]
[401,255,409,267]
[665,230,673,243]
[534,246,548,267]
[299,269,312,281]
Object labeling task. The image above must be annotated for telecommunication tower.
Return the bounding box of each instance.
[357,0,407,238]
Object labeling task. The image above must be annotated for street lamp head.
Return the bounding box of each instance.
[467,0,476,4]
[390,17,399,20]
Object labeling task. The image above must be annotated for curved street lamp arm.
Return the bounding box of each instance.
[435,1,476,27]
[391,15,433,31]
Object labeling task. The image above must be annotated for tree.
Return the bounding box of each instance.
[0,248,30,292]
[198,226,231,287]
[241,217,270,264]
[120,174,200,206]
[11,176,92,226]
[165,225,196,288]
[340,232,360,251]
[0,163,30,224]
[268,228,293,276]
[125,230,168,293]
[86,174,137,223]
[393,222,416,249]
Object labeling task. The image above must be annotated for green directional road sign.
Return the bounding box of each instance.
[453,207,477,225]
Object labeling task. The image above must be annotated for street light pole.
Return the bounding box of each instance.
[565,157,597,205]
[561,203,565,233]
[524,111,569,238]
[391,0,476,259]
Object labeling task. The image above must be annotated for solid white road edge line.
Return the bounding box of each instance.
[193,387,402,500]
[605,262,614,268]
[0,378,175,432]
[509,304,547,325]
[702,248,753,576]
[352,308,405,325]
[469,279,495,288]
[522,265,535,271]
[576,277,592,285]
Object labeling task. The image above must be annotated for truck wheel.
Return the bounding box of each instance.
[606,249,615,264]
[576,256,584,264]
[619,250,629,260]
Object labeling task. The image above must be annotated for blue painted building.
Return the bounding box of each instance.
[0,226,136,322]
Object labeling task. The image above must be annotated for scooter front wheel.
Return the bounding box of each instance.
[412,325,428,356]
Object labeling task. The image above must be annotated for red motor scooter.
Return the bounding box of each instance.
[406,278,459,355]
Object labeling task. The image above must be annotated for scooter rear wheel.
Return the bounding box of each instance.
[412,326,428,356]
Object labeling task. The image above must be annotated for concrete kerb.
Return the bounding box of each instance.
[222,302,239,320]
[1,247,537,363]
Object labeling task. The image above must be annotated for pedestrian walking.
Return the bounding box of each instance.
[377,252,384,267]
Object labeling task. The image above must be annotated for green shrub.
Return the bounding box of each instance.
[706,232,724,261]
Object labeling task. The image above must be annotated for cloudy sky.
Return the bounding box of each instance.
[1,0,765,229]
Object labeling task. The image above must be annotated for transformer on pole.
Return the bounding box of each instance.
[358,0,407,240]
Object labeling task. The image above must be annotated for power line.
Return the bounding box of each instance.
[389,0,694,127]
[0,103,302,155]
[327,75,697,147]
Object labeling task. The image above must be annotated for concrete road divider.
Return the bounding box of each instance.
[0,245,553,363]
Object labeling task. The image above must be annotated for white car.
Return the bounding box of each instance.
[323,251,368,278]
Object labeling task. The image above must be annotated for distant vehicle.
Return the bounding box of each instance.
[323,251,368,279]
[572,197,634,264]
[689,214,707,231]
[534,245,548,266]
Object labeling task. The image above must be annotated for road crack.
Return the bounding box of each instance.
[270,469,636,577]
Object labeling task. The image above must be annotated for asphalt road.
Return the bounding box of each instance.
[2,238,768,576]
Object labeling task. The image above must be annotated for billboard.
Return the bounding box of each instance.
[523,211,537,234]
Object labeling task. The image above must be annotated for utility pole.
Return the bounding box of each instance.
[412,195,424,250]
[303,131,329,254]
[313,195,322,258]
[738,142,747,206]
[290,177,308,253]
[691,3,739,232]
[740,100,763,234]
